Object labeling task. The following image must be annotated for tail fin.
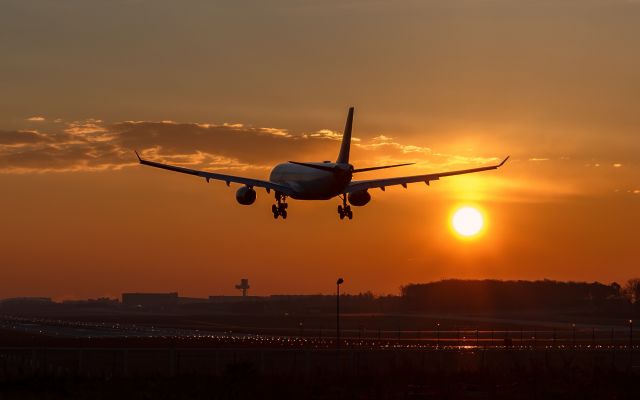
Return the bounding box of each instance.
[336,107,354,164]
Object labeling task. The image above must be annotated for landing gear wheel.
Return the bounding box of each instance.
[272,192,289,220]
[337,195,353,220]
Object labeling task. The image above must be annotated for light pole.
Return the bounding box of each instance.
[630,320,634,368]
[336,278,344,350]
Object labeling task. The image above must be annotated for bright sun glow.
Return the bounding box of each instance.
[451,206,484,237]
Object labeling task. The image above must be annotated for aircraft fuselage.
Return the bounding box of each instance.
[269,162,351,200]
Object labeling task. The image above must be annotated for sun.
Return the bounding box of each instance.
[451,206,485,238]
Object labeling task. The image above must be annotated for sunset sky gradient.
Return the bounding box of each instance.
[1,0,638,299]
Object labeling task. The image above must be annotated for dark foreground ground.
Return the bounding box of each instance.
[1,342,638,399]
[0,312,638,399]
[1,365,639,400]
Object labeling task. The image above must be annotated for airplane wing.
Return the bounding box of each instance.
[135,152,295,196]
[346,156,509,193]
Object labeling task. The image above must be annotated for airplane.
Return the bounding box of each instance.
[136,107,508,220]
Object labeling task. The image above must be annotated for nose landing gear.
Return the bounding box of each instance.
[272,193,288,219]
[338,195,353,220]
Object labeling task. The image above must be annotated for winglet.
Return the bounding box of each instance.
[498,156,510,167]
[134,150,142,162]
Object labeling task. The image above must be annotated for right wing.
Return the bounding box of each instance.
[135,151,295,196]
[347,156,509,193]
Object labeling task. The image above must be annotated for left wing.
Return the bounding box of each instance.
[135,151,295,196]
[346,156,509,193]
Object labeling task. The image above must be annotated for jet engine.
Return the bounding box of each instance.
[235,186,257,205]
[348,190,371,206]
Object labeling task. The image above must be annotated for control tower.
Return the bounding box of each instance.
[235,278,250,297]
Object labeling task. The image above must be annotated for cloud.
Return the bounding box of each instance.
[356,135,430,154]
[26,116,45,122]
[373,135,392,142]
[307,129,360,142]
[64,119,116,143]
[0,130,48,145]
[222,123,243,128]
[0,118,502,176]
[139,147,265,171]
[259,127,291,137]
[0,119,333,174]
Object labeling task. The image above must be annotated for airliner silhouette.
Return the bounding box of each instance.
[136,107,508,220]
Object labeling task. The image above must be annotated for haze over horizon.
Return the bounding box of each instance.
[1,0,638,300]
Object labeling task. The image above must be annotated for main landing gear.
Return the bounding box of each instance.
[338,195,353,220]
[272,193,288,219]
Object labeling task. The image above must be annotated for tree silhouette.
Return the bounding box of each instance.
[622,278,640,304]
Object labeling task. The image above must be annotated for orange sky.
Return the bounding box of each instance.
[1,1,638,299]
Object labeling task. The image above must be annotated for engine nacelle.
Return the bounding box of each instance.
[235,186,256,205]
[348,190,371,207]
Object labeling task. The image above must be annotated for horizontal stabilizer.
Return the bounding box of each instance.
[288,161,339,172]
[352,162,414,173]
